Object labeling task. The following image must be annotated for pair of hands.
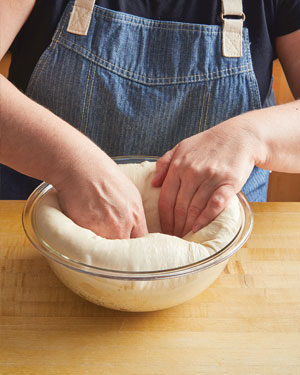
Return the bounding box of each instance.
[57,119,257,239]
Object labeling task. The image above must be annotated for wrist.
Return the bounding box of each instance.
[225,110,270,169]
[47,134,108,190]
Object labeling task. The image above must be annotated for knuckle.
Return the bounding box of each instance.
[157,157,168,168]
[171,158,181,171]
[205,166,218,179]
[223,172,238,186]
[174,204,187,218]
[175,141,184,153]
[210,194,225,210]
[188,204,201,217]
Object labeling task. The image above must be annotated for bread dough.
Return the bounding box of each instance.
[35,161,242,272]
[35,161,243,311]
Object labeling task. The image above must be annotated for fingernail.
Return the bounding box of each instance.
[151,174,161,186]
[151,175,158,183]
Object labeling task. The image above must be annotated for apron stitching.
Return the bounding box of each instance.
[119,68,250,84]
[223,30,241,55]
[245,37,262,109]
[96,18,219,33]
[53,8,71,50]
[84,64,96,135]
[56,37,251,83]
[203,81,212,131]
[247,70,254,108]
[250,69,261,109]
[79,61,93,133]
[67,9,87,34]
[198,83,207,133]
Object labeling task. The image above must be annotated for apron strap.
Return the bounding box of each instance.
[66,0,245,57]
[67,0,95,36]
[221,0,245,57]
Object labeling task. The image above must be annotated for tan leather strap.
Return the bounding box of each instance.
[221,0,245,57]
[67,0,95,35]
[66,0,245,56]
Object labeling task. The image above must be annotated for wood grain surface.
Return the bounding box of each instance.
[1,201,300,374]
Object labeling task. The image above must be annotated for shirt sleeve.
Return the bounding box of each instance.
[274,0,300,36]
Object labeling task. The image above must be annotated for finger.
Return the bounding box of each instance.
[92,214,131,239]
[181,184,209,237]
[173,179,199,238]
[192,185,234,232]
[158,170,181,235]
[131,216,149,238]
[181,172,222,237]
[92,222,130,239]
[181,172,231,236]
[152,147,177,187]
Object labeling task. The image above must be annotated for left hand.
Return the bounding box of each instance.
[152,119,260,237]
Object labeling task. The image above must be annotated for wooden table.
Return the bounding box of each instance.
[1,201,300,374]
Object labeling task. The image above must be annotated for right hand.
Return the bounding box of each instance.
[1,71,148,239]
[54,153,149,239]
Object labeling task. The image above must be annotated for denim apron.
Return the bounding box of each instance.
[0,0,274,201]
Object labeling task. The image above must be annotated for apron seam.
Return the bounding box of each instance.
[245,36,262,110]
[26,49,52,96]
[203,81,213,131]
[93,16,220,33]
[55,36,251,85]
[198,83,207,133]
[52,7,72,50]
[79,62,93,132]
[79,61,93,133]
[83,64,96,135]
[248,70,262,109]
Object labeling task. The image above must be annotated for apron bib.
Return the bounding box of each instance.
[1,0,274,201]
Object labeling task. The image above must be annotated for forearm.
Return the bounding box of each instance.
[227,100,300,173]
[0,74,107,186]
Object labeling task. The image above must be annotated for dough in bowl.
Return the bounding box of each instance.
[35,161,242,272]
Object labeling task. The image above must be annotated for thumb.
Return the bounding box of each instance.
[152,147,176,187]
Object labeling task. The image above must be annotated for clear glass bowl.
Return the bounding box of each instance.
[23,157,253,312]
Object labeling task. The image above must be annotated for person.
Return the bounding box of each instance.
[0,0,299,240]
